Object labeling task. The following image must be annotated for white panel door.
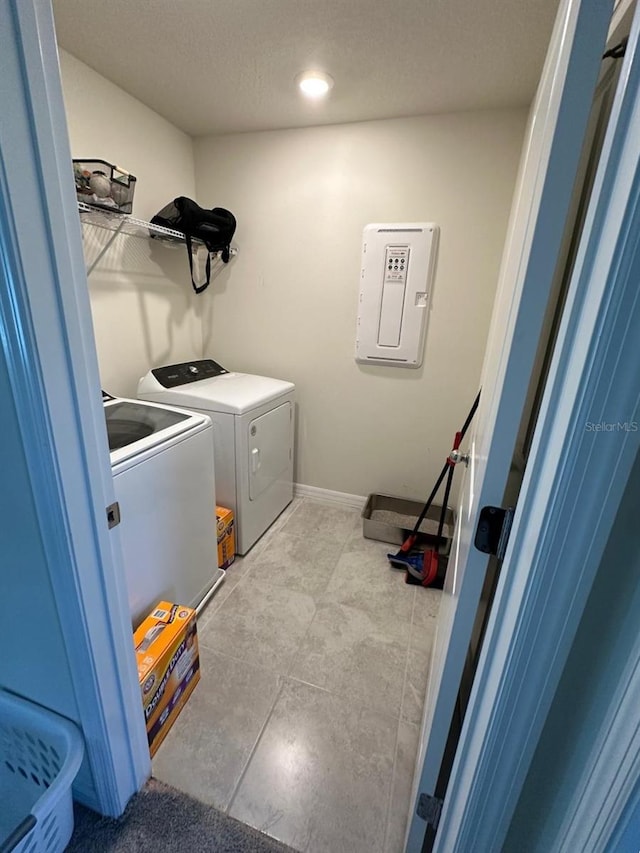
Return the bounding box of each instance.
[355,223,439,368]
[405,0,613,849]
[249,401,292,501]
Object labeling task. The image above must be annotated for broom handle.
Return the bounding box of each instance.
[436,462,455,543]
[460,389,481,438]
[408,463,450,540]
[408,390,481,540]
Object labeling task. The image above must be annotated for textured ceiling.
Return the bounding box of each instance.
[53,0,561,137]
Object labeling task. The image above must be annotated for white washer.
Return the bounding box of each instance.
[138,360,295,555]
[104,393,222,627]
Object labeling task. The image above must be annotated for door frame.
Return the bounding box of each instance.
[406,0,614,848]
[1,0,149,813]
[433,3,640,850]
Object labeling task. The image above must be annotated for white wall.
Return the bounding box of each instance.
[195,112,526,498]
[57,52,527,498]
[59,50,203,396]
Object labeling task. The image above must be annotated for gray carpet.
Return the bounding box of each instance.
[66,778,296,852]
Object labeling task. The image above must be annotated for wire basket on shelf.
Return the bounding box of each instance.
[73,159,136,214]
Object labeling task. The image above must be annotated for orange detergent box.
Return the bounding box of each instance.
[133,601,200,757]
[216,505,235,569]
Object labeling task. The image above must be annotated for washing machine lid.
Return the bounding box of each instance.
[105,397,209,467]
[139,368,295,415]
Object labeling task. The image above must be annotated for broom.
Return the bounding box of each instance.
[387,391,480,585]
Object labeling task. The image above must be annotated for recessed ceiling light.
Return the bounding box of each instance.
[296,71,334,99]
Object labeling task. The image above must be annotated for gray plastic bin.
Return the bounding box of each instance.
[362,493,455,553]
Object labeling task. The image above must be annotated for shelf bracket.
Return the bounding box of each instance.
[84,218,126,276]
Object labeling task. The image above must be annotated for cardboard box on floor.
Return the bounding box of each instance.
[134,601,200,757]
[216,505,235,569]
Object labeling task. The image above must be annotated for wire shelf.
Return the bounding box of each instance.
[77,201,237,276]
[77,201,204,246]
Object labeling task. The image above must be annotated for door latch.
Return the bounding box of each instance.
[417,793,443,830]
[474,506,514,560]
[106,501,121,529]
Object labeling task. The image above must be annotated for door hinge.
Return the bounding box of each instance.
[106,501,121,529]
[474,506,514,560]
[417,793,443,830]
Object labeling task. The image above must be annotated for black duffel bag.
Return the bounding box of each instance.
[151,197,236,294]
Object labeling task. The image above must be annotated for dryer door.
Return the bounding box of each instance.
[248,401,292,501]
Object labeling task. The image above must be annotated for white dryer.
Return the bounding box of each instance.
[138,360,295,555]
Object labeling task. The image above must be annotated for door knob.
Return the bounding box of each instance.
[449,449,470,467]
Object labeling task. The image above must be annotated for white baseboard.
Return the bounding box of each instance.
[294,483,367,509]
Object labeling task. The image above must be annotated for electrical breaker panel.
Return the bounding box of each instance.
[355,223,439,368]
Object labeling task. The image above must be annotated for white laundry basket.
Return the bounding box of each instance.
[0,690,83,853]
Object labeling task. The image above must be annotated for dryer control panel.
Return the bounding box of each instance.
[151,359,228,388]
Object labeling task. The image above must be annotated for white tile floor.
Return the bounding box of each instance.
[153,497,440,853]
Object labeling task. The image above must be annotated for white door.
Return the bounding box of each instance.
[405,0,613,849]
[249,401,292,500]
